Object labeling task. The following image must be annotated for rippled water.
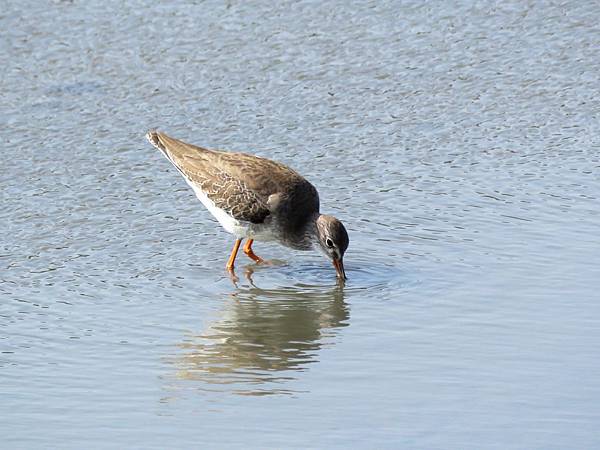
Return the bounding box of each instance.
[2,1,600,448]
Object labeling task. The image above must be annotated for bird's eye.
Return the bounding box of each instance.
[326,238,334,248]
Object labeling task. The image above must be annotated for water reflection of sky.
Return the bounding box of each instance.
[3,0,600,448]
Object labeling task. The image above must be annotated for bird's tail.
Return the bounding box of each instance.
[146,129,183,175]
[146,130,167,152]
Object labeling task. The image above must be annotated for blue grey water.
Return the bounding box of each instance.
[2,0,600,448]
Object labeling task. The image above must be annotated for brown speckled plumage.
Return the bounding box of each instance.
[146,130,349,279]
[148,131,319,240]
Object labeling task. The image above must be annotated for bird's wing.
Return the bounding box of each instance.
[147,131,271,224]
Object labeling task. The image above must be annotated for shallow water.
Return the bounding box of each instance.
[2,0,600,448]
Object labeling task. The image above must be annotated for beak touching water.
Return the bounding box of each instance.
[333,258,347,280]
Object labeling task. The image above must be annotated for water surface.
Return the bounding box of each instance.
[2,1,600,448]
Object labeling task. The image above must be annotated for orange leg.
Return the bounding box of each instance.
[226,239,243,271]
[243,239,263,263]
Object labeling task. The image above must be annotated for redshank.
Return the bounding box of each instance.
[146,131,349,279]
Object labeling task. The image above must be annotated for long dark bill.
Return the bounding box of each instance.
[333,259,347,280]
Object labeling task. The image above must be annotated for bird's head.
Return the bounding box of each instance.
[315,214,349,280]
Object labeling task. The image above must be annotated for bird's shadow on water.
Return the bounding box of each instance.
[165,256,412,397]
[167,279,349,396]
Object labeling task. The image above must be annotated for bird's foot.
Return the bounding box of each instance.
[242,239,265,264]
[245,251,264,264]
[255,258,278,266]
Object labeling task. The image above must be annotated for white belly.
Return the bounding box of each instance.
[188,183,246,237]
[188,181,279,242]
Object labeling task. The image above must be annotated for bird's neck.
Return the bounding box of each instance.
[277,213,320,251]
[307,213,322,243]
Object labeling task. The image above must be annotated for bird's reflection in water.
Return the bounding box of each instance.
[172,280,349,396]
